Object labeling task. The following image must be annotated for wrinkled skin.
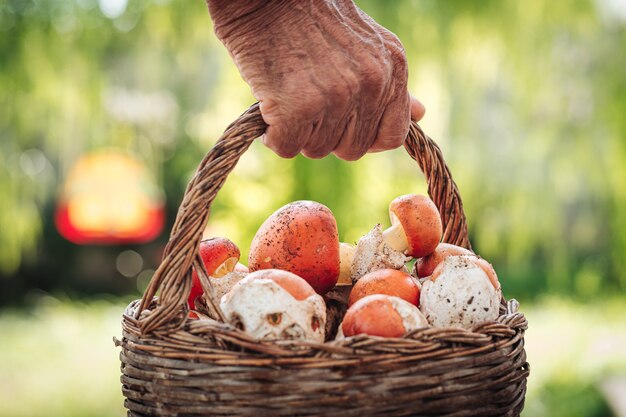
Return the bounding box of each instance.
[207,0,425,160]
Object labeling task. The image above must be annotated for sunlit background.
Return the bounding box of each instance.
[1,0,626,416]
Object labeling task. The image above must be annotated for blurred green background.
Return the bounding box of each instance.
[1,0,626,416]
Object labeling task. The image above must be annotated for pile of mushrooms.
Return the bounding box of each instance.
[187,195,503,343]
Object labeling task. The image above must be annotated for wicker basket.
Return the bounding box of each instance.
[116,103,529,417]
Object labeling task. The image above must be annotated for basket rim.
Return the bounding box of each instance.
[120,297,527,358]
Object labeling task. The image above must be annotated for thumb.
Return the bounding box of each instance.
[410,95,426,122]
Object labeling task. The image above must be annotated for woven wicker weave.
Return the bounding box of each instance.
[116,103,529,417]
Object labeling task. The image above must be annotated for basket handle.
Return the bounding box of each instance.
[136,102,471,334]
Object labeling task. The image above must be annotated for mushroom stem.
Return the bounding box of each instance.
[382,222,408,253]
[338,243,356,285]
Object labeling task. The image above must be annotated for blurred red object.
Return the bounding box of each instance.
[55,150,165,245]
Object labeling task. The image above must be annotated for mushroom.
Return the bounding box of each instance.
[414,243,500,290]
[382,194,442,258]
[220,269,327,342]
[326,242,356,304]
[337,242,356,285]
[341,294,429,338]
[323,242,355,340]
[349,268,420,307]
[419,255,501,329]
[414,243,474,279]
[188,237,243,309]
[248,201,340,295]
[350,224,409,283]
[209,270,248,303]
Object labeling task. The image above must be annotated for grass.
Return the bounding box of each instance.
[0,295,129,417]
[521,296,626,417]
[0,294,625,416]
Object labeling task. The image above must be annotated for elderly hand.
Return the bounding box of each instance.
[207,0,425,160]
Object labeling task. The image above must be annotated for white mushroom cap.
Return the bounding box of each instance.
[350,224,409,284]
[220,271,326,342]
[387,296,430,331]
[419,256,501,329]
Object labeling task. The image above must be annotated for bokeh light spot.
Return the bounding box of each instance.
[98,0,127,19]
[116,250,143,278]
[136,269,154,292]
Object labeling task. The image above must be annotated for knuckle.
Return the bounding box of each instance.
[390,53,408,81]
[382,29,405,54]
[393,57,408,81]
[386,32,405,55]
[384,39,408,80]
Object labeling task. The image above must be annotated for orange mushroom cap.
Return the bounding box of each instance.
[389,194,442,258]
[416,243,474,278]
[244,269,317,301]
[349,269,420,307]
[188,237,240,309]
[248,201,340,295]
[342,294,406,338]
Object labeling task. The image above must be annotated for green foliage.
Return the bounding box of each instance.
[1,0,625,303]
[360,0,626,299]
[521,296,626,416]
[0,296,128,417]
[525,378,613,417]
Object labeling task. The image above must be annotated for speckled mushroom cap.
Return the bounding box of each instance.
[420,256,501,329]
[220,269,326,342]
[248,201,340,295]
[389,194,443,258]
